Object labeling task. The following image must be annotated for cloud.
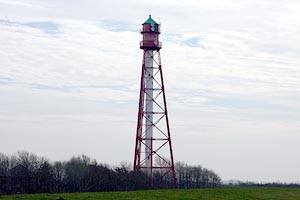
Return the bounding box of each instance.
[1,3,299,120]
[0,0,300,182]
[24,21,59,32]
[99,19,138,32]
[0,0,34,7]
[182,37,201,47]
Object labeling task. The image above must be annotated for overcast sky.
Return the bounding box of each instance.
[1,0,300,182]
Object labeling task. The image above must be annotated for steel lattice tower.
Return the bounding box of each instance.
[134,15,177,188]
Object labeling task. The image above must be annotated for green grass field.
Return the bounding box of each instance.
[2,187,300,200]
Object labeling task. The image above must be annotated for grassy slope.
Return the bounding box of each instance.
[2,187,300,200]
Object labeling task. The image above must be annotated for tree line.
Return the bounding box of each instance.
[225,180,300,188]
[0,151,221,195]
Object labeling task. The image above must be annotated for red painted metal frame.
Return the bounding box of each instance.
[134,50,146,171]
[133,49,177,189]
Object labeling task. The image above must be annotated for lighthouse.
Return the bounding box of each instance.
[134,15,177,188]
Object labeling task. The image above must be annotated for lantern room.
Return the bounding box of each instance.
[140,15,161,50]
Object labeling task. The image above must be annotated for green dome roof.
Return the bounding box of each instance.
[144,15,158,24]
